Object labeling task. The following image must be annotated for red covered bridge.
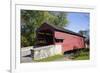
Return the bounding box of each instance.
[35,22,85,53]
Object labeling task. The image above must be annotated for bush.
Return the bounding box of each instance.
[21,36,30,47]
[72,48,89,59]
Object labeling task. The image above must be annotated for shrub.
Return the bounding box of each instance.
[21,36,30,47]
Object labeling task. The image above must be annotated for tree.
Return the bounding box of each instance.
[79,30,89,38]
[79,30,90,47]
[21,10,68,47]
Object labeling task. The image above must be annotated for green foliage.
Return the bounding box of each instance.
[21,10,68,47]
[21,36,30,47]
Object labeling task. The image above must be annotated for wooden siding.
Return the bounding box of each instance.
[55,31,85,52]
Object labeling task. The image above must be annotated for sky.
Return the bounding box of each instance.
[65,12,90,33]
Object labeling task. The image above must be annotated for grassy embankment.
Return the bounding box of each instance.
[33,54,63,62]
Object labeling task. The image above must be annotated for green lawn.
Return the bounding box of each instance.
[74,54,89,60]
[33,54,63,62]
[73,48,90,60]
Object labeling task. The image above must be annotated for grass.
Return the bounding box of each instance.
[74,55,89,60]
[33,54,63,62]
[72,48,89,60]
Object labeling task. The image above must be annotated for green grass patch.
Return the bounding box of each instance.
[74,54,89,60]
[72,48,90,60]
[33,54,63,62]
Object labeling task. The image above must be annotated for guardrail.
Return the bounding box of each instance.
[21,46,33,57]
[21,46,33,51]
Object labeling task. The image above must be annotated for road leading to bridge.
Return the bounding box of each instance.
[21,47,32,63]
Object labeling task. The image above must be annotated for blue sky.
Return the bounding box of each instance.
[64,12,90,33]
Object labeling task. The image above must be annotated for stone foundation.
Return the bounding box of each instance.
[31,45,62,60]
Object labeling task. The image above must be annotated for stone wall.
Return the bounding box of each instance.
[31,45,62,60]
[21,46,33,56]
